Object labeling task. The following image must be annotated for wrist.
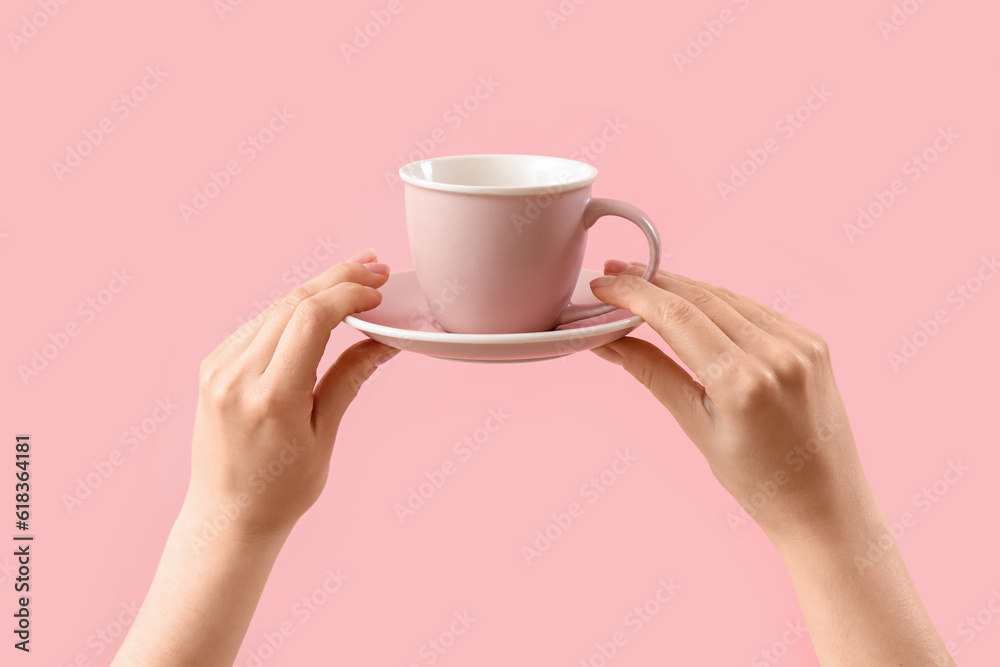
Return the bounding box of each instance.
[767,489,887,565]
[177,489,295,554]
[760,476,885,558]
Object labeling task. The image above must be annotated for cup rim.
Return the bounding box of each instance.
[399,154,598,195]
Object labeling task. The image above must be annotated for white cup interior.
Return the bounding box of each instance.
[400,154,598,195]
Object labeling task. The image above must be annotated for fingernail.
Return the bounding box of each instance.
[364,262,390,275]
[590,275,616,288]
[375,347,401,366]
[347,248,376,263]
[604,259,631,275]
[591,345,624,366]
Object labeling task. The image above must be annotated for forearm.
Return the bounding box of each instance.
[775,493,953,666]
[112,496,290,666]
[110,259,389,664]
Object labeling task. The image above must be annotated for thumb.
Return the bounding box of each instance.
[592,337,710,433]
[313,339,400,443]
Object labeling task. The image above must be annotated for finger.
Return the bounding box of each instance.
[208,250,381,366]
[660,272,822,358]
[244,260,388,368]
[612,262,808,336]
[592,337,713,437]
[589,273,745,386]
[312,340,400,443]
[607,263,778,355]
[609,261,823,362]
[669,273,804,331]
[263,282,384,390]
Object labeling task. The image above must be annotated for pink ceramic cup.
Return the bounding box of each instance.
[400,154,661,334]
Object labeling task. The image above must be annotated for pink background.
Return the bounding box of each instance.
[3,0,999,664]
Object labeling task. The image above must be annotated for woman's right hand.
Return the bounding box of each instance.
[588,260,954,667]
[589,261,870,544]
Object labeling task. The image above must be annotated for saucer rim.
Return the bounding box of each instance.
[344,269,643,344]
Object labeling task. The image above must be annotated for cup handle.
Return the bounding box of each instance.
[554,198,661,327]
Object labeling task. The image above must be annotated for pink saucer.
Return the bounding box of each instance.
[344,269,643,363]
